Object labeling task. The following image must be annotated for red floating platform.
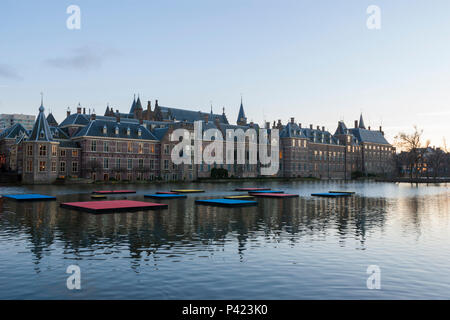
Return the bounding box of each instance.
[235,188,271,191]
[60,200,167,213]
[251,193,299,198]
[92,190,136,195]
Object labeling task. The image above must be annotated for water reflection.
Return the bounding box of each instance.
[0,181,448,299]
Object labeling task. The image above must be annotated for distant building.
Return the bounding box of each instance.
[0,113,35,131]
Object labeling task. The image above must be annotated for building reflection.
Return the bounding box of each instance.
[0,193,398,269]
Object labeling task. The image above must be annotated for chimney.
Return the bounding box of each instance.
[354,120,358,128]
[290,117,295,124]
[322,126,325,132]
[204,114,209,123]
[77,107,81,114]
[139,117,143,125]
[310,124,313,129]
[298,123,302,128]
[66,108,71,117]
[368,126,371,130]
[265,122,270,129]
[155,99,159,108]
[91,112,96,121]
[83,108,86,114]
[316,125,320,130]
[379,125,382,132]
[116,111,120,123]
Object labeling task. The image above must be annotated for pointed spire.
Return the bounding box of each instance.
[28,98,53,141]
[359,113,366,129]
[237,95,247,125]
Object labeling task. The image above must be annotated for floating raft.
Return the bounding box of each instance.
[145,194,187,199]
[91,194,107,199]
[235,187,271,191]
[60,200,167,213]
[92,190,136,195]
[2,194,56,201]
[248,190,284,194]
[251,193,299,198]
[195,199,257,207]
[155,191,179,194]
[311,192,352,198]
[224,195,255,200]
[329,191,355,194]
[171,189,205,193]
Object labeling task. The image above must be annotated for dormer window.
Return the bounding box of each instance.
[138,128,142,137]
[115,126,119,135]
[127,128,131,136]
[103,125,107,134]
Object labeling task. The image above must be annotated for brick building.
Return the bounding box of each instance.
[0,95,395,183]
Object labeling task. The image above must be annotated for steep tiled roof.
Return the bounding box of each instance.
[348,128,390,145]
[334,121,348,135]
[46,113,58,126]
[280,122,307,138]
[59,113,90,127]
[72,119,158,141]
[237,99,246,124]
[158,106,229,124]
[0,123,28,140]
[28,105,53,142]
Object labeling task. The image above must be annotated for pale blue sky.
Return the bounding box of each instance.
[1,0,449,146]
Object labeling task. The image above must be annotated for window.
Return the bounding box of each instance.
[91,140,97,152]
[103,158,109,169]
[52,145,57,156]
[51,161,57,172]
[60,161,66,172]
[116,158,121,169]
[164,159,169,170]
[127,142,132,153]
[39,161,46,172]
[150,144,155,153]
[60,149,66,157]
[104,142,109,152]
[164,144,170,155]
[138,143,143,154]
[27,145,33,156]
[72,150,78,157]
[39,145,47,156]
[150,159,154,170]
[26,160,33,172]
[72,162,78,172]
[138,159,144,169]
[127,159,132,170]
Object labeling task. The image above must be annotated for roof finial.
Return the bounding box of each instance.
[40,92,43,106]
[210,101,213,114]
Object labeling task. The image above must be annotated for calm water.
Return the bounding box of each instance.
[0,181,448,299]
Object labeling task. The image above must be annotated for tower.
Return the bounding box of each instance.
[236,96,247,126]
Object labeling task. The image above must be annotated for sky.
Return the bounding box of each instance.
[0,0,449,147]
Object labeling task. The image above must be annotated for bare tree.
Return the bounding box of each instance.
[394,125,423,179]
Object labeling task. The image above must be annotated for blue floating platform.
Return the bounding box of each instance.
[2,194,56,201]
[195,199,257,207]
[145,194,187,199]
[311,192,352,198]
[248,190,284,194]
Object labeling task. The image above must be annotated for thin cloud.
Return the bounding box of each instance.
[45,45,118,70]
[0,64,22,80]
[417,111,450,117]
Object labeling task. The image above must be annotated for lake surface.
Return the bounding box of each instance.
[0,181,448,299]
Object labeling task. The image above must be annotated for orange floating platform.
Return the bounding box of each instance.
[251,193,299,198]
[92,190,136,195]
[235,188,271,191]
[60,200,167,213]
